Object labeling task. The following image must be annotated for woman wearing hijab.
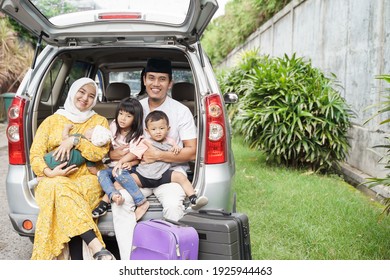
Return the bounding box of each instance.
[29,77,115,260]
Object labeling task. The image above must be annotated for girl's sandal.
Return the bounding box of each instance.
[93,248,116,260]
[92,201,110,218]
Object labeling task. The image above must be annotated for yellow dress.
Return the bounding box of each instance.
[30,113,110,260]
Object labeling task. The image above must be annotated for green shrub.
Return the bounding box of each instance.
[219,52,353,172]
[218,49,263,120]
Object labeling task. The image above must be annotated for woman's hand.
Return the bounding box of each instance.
[44,162,78,178]
[52,136,75,161]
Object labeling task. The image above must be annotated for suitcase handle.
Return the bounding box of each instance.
[198,209,232,216]
[150,219,174,228]
[151,218,188,228]
[162,218,186,226]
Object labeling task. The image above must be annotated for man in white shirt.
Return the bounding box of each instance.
[110,58,197,260]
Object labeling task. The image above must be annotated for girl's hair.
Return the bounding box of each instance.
[114,97,144,143]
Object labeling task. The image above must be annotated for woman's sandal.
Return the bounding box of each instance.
[93,248,116,260]
[92,201,109,218]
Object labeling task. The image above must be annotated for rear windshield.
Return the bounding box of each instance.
[30,0,191,26]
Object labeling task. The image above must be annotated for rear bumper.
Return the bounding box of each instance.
[7,163,235,238]
[8,195,165,238]
[9,213,36,237]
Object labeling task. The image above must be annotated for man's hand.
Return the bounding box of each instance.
[142,141,162,164]
[109,145,129,161]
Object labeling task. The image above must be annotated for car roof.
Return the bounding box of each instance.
[0,0,218,46]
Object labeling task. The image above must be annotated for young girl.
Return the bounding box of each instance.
[93,97,150,220]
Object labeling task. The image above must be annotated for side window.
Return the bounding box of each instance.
[58,61,93,107]
[170,69,194,98]
[106,68,194,99]
[109,69,143,97]
[172,69,194,84]
[95,70,103,102]
[40,59,63,102]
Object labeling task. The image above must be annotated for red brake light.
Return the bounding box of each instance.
[205,94,227,164]
[98,12,142,20]
[7,96,26,164]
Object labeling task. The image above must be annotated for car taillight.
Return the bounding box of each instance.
[7,96,26,164]
[205,93,227,164]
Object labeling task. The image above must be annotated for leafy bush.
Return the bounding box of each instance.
[219,51,353,172]
[364,74,390,216]
[218,49,263,120]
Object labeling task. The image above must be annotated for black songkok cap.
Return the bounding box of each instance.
[145,58,172,75]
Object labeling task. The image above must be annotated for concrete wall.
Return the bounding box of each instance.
[219,0,390,189]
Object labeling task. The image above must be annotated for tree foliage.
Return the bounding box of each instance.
[7,0,77,46]
[202,0,291,65]
[1,0,78,95]
[30,0,77,18]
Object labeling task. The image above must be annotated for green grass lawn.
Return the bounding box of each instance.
[231,136,390,260]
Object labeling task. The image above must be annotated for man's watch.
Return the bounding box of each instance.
[73,135,80,146]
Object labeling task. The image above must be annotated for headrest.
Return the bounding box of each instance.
[106,82,131,101]
[171,82,195,101]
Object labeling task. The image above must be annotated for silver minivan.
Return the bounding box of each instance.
[2,0,237,239]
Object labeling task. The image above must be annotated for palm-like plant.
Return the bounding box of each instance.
[0,16,34,94]
[364,74,390,216]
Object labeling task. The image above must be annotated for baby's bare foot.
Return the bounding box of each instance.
[135,201,150,221]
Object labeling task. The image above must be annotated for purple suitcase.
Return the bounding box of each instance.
[130,219,199,260]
